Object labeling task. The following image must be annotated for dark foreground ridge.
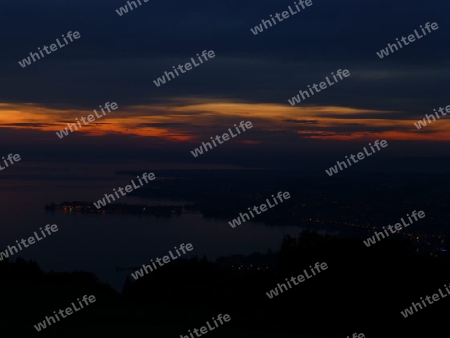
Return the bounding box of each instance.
[2,231,450,336]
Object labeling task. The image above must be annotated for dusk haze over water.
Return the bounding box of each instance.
[1,0,449,336]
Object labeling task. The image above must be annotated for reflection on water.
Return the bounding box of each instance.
[0,177,314,290]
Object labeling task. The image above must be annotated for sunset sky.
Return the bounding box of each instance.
[0,0,449,170]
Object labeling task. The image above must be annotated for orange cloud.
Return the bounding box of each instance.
[0,100,447,142]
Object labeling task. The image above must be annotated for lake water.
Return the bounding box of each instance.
[0,169,309,290]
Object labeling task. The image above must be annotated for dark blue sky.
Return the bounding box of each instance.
[0,0,448,169]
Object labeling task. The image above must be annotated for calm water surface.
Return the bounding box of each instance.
[0,172,308,290]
